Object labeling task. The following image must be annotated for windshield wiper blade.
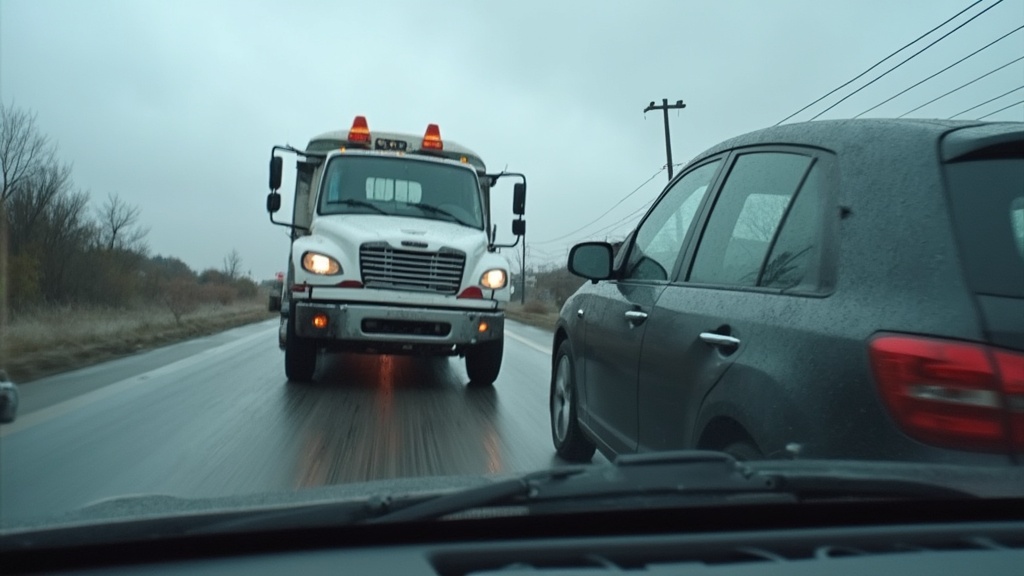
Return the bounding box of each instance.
[364,467,588,525]
[363,451,982,525]
[411,203,472,227]
[332,199,390,215]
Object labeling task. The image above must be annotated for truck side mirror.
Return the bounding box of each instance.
[512,219,526,236]
[267,192,281,213]
[513,183,526,215]
[269,156,283,191]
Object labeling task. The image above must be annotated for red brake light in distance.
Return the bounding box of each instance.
[422,123,443,150]
[869,334,1024,453]
[348,115,370,144]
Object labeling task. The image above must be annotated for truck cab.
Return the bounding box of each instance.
[266,116,526,386]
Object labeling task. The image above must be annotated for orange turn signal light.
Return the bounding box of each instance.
[478,321,489,333]
[312,314,329,329]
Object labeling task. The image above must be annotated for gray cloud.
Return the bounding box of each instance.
[3,0,1021,277]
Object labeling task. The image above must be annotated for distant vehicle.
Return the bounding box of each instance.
[267,272,284,312]
[0,370,18,424]
[266,116,527,385]
[551,119,1024,464]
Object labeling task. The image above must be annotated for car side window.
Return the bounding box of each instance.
[623,160,720,281]
[688,152,813,287]
[759,163,824,290]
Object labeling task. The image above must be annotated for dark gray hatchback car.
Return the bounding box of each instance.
[550,118,1024,465]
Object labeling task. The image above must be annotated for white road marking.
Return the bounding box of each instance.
[504,329,549,356]
[0,328,273,438]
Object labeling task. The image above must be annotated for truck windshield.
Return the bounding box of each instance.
[318,155,484,229]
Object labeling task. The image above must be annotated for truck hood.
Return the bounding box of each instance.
[311,215,487,256]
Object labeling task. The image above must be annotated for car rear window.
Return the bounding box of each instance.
[944,155,1024,298]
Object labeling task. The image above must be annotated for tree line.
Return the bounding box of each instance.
[1,103,258,323]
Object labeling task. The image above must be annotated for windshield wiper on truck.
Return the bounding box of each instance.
[330,199,390,215]
[411,203,474,228]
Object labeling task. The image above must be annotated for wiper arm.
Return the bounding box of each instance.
[412,203,472,227]
[364,451,981,524]
[331,199,390,215]
[365,467,588,525]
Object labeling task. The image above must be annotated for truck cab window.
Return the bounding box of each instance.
[318,155,484,229]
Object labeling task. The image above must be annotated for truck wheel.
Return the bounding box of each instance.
[466,339,503,387]
[285,310,317,382]
[551,340,595,462]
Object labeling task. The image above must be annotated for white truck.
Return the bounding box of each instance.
[266,116,526,386]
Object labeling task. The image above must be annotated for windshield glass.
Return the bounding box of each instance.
[318,155,484,229]
[2,0,1024,546]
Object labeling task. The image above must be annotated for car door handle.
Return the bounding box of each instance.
[624,310,648,326]
[700,332,741,348]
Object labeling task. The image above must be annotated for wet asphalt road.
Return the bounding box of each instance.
[0,319,596,528]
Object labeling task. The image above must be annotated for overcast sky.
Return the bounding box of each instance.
[2,0,1022,279]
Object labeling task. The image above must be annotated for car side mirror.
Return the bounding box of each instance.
[512,219,525,236]
[269,156,283,191]
[267,192,281,213]
[568,242,613,283]
[512,182,526,215]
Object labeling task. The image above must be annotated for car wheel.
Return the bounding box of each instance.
[466,339,503,387]
[551,340,595,462]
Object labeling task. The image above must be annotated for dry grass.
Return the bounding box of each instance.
[505,300,560,332]
[1,300,276,382]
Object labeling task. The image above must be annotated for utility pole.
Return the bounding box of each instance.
[644,98,686,181]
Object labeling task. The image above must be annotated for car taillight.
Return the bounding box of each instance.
[870,334,1024,453]
[993,348,1024,447]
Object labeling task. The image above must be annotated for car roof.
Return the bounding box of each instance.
[687,118,1023,166]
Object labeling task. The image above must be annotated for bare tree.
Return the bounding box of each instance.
[97,193,148,252]
[221,249,243,280]
[1,103,56,205]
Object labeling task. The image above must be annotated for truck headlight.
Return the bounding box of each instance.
[301,252,342,275]
[480,269,507,289]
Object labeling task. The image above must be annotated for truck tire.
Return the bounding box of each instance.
[285,308,317,382]
[465,339,503,387]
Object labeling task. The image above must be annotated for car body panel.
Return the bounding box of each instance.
[556,119,1023,465]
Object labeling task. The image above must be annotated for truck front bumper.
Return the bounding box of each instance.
[292,301,504,348]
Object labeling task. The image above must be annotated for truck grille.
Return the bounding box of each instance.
[359,243,466,295]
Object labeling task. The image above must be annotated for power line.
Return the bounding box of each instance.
[948,84,1024,117]
[854,25,1024,118]
[898,55,1024,117]
[584,198,657,241]
[976,98,1024,119]
[774,0,986,126]
[531,167,665,245]
[808,0,1007,121]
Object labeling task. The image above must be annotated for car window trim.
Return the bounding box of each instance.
[615,155,728,286]
[673,145,838,298]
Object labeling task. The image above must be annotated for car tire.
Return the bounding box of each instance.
[466,339,503,387]
[284,306,317,383]
[550,340,595,462]
[722,440,763,462]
